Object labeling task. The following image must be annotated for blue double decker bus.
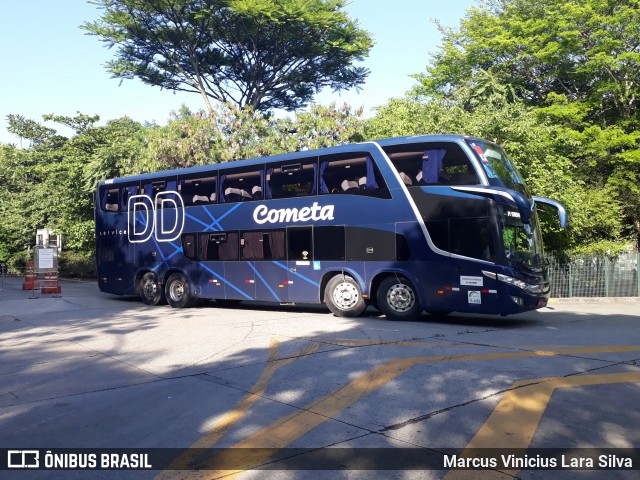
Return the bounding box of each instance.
[95,135,566,320]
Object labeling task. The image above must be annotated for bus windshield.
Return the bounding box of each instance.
[465,139,530,198]
[498,205,543,269]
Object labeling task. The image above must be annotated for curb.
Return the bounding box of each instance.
[549,297,640,304]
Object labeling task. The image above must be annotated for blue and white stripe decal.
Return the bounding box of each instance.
[198,262,253,300]
[272,261,320,287]
[247,262,281,302]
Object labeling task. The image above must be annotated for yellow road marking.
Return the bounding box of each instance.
[189,345,640,478]
[444,371,640,480]
[156,338,319,478]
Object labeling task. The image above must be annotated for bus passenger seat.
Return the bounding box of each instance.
[358,177,367,189]
[398,172,412,186]
[193,195,209,204]
[105,203,119,212]
[416,171,423,184]
[252,186,263,199]
[210,192,216,202]
[225,187,244,202]
[341,179,359,192]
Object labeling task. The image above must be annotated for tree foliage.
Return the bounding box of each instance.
[82,0,373,112]
[411,0,640,250]
[0,104,364,265]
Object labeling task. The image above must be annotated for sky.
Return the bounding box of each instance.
[0,0,476,145]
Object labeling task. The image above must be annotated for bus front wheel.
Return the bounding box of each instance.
[324,274,366,317]
[139,272,166,306]
[377,276,421,321]
[165,273,196,308]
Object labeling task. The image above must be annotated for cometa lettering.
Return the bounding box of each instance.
[253,202,334,225]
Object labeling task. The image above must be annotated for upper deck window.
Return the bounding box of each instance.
[266,158,317,199]
[101,187,120,212]
[100,184,139,212]
[319,153,390,198]
[383,142,480,186]
[220,166,264,202]
[142,178,179,208]
[180,175,217,206]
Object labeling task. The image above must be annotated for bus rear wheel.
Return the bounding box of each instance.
[377,276,421,321]
[139,272,165,306]
[324,274,366,317]
[165,273,196,308]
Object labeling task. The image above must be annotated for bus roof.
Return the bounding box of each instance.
[98,134,474,187]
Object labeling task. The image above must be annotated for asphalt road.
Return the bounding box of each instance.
[1,277,639,479]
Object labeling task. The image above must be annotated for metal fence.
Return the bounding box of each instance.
[548,252,640,298]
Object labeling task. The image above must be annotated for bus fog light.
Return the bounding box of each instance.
[510,296,524,306]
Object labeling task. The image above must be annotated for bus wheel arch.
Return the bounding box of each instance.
[374,273,422,321]
[323,272,366,318]
[137,270,166,306]
[164,270,197,308]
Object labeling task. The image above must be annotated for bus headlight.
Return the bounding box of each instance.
[483,271,545,295]
[496,273,527,290]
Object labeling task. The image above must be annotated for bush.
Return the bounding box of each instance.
[58,250,96,279]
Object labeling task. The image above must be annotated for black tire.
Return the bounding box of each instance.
[376,276,422,321]
[324,274,366,317]
[139,271,166,306]
[165,272,196,308]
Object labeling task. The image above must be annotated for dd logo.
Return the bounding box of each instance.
[127,192,185,243]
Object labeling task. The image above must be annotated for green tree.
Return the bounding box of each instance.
[412,0,640,248]
[142,102,364,171]
[82,0,373,113]
[0,113,149,265]
[414,0,640,123]
[365,90,627,254]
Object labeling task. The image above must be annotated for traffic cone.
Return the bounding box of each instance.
[41,272,62,294]
[22,262,40,290]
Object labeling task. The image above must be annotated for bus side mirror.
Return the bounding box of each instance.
[533,196,567,229]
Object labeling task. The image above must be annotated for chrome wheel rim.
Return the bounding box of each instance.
[169,280,185,302]
[386,283,415,312]
[332,281,359,310]
[142,278,157,299]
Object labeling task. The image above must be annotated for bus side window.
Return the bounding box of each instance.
[180,176,217,206]
[101,187,120,212]
[266,159,316,199]
[199,232,239,261]
[385,143,480,186]
[241,231,264,260]
[240,230,287,261]
[263,230,286,260]
[319,153,389,198]
[141,179,179,208]
[449,217,494,262]
[182,233,197,260]
[120,185,138,211]
[220,167,264,203]
[426,220,450,252]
